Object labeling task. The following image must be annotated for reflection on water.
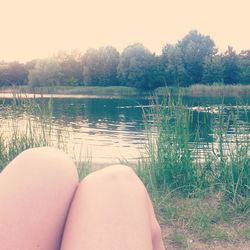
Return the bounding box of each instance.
[0,96,249,165]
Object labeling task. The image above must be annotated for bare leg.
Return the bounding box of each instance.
[0,147,78,250]
[61,165,165,250]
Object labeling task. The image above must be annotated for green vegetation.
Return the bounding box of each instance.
[155,84,250,97]
[168,232,188,248]
[138,97,250,203]
[137,96,249,203]
[0,97,54,171]
[188,83,250,97]
[137,97,197,194]
[136,96,250,248]
[0,30,249,91]
[1,84,250,98]
[0,97,91,178]
[17,85,141,96]
[157,193,250,248]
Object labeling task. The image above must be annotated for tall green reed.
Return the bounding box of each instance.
[0,94,92,179]
[137,96,198,195]
[210,104,250,206]
[0,96,55,171]
[137,96,250,206]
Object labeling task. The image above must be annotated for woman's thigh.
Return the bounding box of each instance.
[61,165,164,250]
[0,147,78,250]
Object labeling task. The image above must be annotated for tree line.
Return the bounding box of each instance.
[0,30,249,90]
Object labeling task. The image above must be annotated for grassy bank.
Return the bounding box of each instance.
[1,84,250,97]
[155,83,250,97]
[136,96,250,249]
[0,85,142,97]
[156,193,250,249]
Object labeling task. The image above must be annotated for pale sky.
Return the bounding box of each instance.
[0,0,249,62]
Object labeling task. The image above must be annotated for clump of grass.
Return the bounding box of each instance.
[156,190,249,245]
[188,83,250,97]
[137,96,200,194]
[239,226,250,240]
[154,86,185,96]
[0,96,92,177]
[154,84,250,97]
[0,97,55,171]
[168,231,188,248]
[203,103,250,208]
[137,95,250,207]
[76,147,92,180]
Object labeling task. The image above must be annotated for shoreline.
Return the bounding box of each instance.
[0,84,250,98]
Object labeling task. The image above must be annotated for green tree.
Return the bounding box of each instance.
[28,58,62,87]
[82,48,99,85]
[148,55,165,89]
[117,43,159,90]
[25,60,37,72]
[82,46,120,86]
[97,46,120,85]
[0,61,28,86]
[161,44,188,86]
[0,62,10,86]
[202,55,223,84]
[177,30,217,85]
[238,50,250,84]
[222,46,239,84]
[55,50,83,86]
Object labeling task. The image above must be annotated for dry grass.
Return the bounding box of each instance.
[188,84,250,97]
[154,84,250,97]
[155,194,250,249]
[0,85,142,96]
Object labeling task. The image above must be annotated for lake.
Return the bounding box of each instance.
[0,94,249,166]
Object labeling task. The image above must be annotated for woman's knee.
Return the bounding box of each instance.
[0,147,79,250]
[84,165,137,182]
[3,147,78,182]
[80,164,145,193]
[61,165,153,250]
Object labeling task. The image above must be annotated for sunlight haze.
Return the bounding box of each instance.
[0,0,249,62]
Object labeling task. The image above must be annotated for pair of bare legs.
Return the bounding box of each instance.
[0,147,165,250]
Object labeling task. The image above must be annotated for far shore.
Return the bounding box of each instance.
[0,84,250,97]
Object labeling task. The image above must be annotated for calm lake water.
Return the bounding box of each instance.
[0,95,249,166]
